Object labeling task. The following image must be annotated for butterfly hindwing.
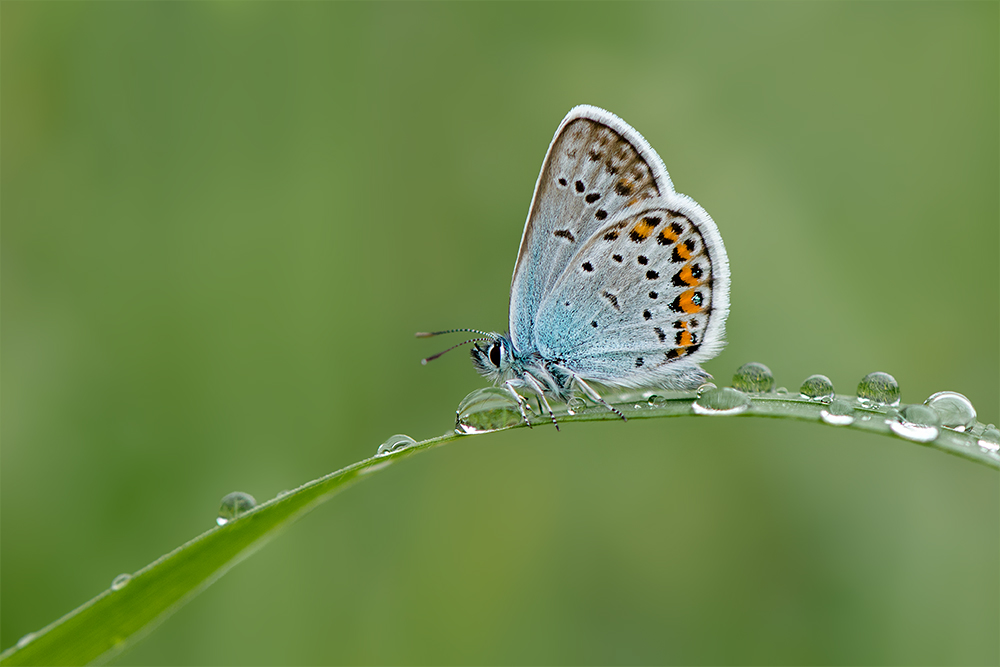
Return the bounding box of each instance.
[532,199,730,389]
[508,106,673,350]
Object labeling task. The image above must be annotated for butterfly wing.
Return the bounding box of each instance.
[532,198,730,390]
[508,106,673,351]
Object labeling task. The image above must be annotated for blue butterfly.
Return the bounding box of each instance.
[420,106,730,428]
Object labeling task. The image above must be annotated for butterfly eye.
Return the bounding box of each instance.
[489,342,502,367]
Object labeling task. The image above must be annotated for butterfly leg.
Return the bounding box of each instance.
[572,376,627,422]
[521,373,560,431]
[503,380,534,429]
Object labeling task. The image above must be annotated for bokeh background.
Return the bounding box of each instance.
[2,2,997,664]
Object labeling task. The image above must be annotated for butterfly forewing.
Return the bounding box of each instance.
[531,200,728,389]
[508,106,674,350]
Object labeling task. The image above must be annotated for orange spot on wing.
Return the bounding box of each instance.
[630,218,657,242]
[679,290,701,314]
[675,243,692,261]
[678,330,694,347]
[679,265,700,286]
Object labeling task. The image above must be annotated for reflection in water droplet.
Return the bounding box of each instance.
[924,391,977,431]
[732,362,775,393]
[979,425,1000,454]
[566,396,587,415]
[889,404,940,443]
[111,573,132,591]
[693,387,751,415]
[217,492,257,526]
[820,399,855,426]
[647,394,668,407]
[856,371,900,407]
[799,374,835,401]
[456,387,524,434]
[376,434,417,457]
[16,633,37,649]
[696,382,717,397]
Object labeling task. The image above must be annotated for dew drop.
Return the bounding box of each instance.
[924,391,977,431]
[693,387,751,415]
[820,398,855,426]
[732,362,774,393]
[696,382,717,396]
[456,387,524,434]
[889,404,940,443]
[799,374,835,401]
[217,491,256,526]
[978,424,1000,454]
[376,434,417,457]
[647,394,668,407]
[111,573,132,591]
[16,633,37,649]
[856,371,900,407]
[566,396,587,415]
[775,387,788,395]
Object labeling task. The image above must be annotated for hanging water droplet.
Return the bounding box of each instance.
[856,371,900,407]
[455,387,524,434]
[376,434,417,457]
[820,398,855,426]
[924,391,977,431]
[693,387,751,415]
[217,491,256,526]
[566,396,587,415]
[799,374,835,401]
[111,573,132,591]
[889,404,940,443]
[732,362,774,393]
[647,394,668,407]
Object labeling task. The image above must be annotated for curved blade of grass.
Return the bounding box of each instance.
[2,391,995,665]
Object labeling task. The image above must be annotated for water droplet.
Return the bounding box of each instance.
[647,394,668,407]
[977,429,1000,455]
[820,398,855,426]
[696,382,717,396]
[376,434,417,457]
[732,362,774,393]
[455,387,523,434]
[799,374,835,401]
[566,396,587,415]
[16,633,37,649]
[111,573,132,591]
[775,387,788,395]
[856,371,900,407]
[924,391,977,431]
[693,387,751,415]
[888,404,940,443]
[217,491,256,526]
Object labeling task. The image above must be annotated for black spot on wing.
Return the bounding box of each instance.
[600,290,620,311]
[553,229,575,242]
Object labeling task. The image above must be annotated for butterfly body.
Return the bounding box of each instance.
[424,105,730,427]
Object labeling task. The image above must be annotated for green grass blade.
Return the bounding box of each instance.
[1,389,995,665]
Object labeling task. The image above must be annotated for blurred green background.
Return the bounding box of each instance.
[2,2,997,664]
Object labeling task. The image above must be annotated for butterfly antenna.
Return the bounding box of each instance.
[415,328,492,338]
[421,337,492,365]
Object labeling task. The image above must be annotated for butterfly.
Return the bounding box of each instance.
[419,105,730,429]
